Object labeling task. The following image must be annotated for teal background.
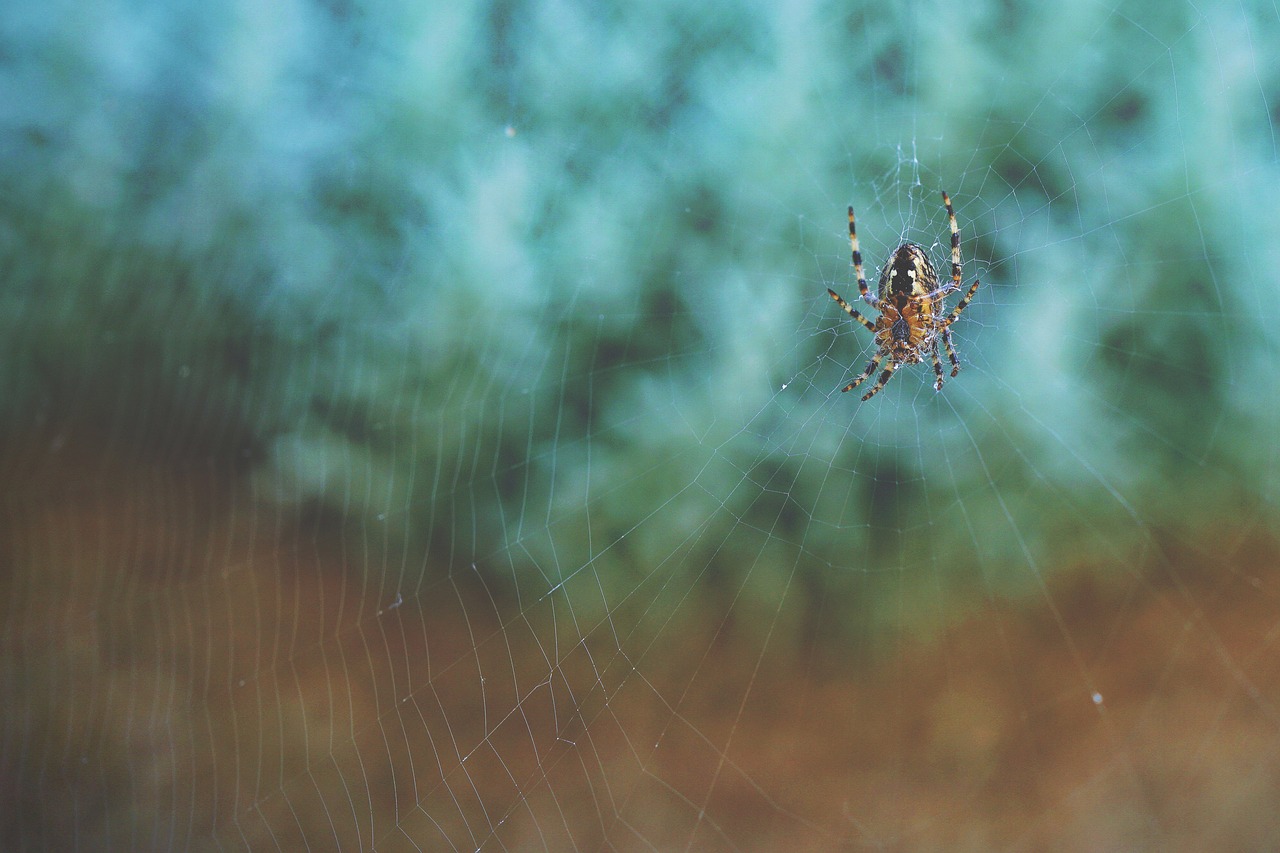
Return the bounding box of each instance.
[4,2,1275,620]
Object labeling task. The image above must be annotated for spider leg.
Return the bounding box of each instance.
[859,361,899,401]
[930,338,946,391]
[942,278,980,326]
[827,288,876,333]
[942,191,962,291]
[941,326,961,377]
[841,351,884,393]
[917,283,959,301]
[849,206,879,308]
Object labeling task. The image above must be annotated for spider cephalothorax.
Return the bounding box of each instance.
[827,191,980,400]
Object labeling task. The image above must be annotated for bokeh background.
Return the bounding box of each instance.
[4,0,1280,850]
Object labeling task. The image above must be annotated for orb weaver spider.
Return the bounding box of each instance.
[827,191,980,400]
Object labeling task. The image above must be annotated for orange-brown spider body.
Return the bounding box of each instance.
[827,192,980,400]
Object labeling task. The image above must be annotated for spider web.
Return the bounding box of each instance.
[4,0,1280,850]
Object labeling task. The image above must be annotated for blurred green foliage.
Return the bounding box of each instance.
[2,0,1277,628]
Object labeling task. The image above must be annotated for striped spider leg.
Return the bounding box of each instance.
[828,191,981,400]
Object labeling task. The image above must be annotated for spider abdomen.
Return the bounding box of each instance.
[878,243,939,307]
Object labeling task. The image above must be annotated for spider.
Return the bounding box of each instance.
[827,191,981,400]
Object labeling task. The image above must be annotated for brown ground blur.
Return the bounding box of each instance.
[3,433,1279,851]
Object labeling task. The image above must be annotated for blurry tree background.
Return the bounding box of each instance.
[3,0,1280,849]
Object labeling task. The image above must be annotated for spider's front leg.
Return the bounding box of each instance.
[943,278,980,326]
[917,282,960,302]
[827,288,876,333]
[848,206,879,309]
[942,190,963,291]
[841,351,884,394]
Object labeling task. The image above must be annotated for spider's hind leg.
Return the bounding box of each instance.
[859,362,899,401]
[930,339,946,391]
[841,351,884,394]
[941,327,961,377]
